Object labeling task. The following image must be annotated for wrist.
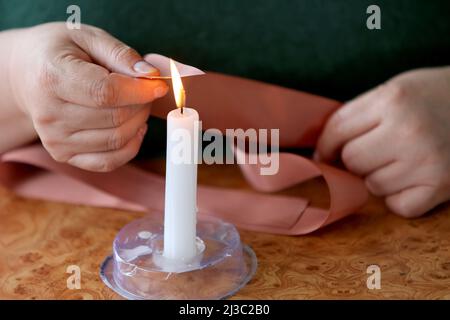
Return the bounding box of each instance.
[0,28,37,152]
[6,28,30,115]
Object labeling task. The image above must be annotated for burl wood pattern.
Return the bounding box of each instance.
[0,160,449,300]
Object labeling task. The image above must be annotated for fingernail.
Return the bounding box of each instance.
[154,85,168,98]
[133,61,158,75]
[138,125,148,139]
[313,151,321,162]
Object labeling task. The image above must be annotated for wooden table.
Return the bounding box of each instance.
[1,159,449,300]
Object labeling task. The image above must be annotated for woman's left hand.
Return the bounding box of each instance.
[315,67,450,218]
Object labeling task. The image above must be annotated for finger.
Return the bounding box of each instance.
[365,161,409,196]
[340,125,395,176]
[68,25,159,77]
[67,125,147,172]
[385,185,443,218]
[57,103,146,130]
[66,106,151,154]
[315,88,382,162]
[52,56,168,107]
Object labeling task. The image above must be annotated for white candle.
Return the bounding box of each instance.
[163,107,199,261]
[163,60,200,262]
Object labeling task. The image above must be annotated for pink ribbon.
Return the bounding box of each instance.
[0,55,368,235]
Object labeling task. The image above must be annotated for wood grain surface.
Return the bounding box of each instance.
[0,159,449,300]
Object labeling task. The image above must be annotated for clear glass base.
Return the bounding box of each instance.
[100,215,257,300]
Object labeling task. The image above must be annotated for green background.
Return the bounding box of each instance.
[1,0,449,156]
[1,0,449,100]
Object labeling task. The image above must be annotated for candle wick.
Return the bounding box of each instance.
[180,88,186,115]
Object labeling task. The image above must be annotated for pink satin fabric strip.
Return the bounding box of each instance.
[0,55,368,235]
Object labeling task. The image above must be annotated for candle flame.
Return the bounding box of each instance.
[170,59,186,111]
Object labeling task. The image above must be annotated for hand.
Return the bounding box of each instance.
[315,67,450,218]
[8,22,169,172]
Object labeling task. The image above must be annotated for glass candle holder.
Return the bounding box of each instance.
[100,215,257,299]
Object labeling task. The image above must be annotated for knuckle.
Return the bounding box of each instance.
[75,25,106,44]
[87,25,108,37]
[386,82,406,100]
[108,129,126,150]
[53,50,76,65]
[341,143,357,167]
[398,118,432,151]
[91,78,117,107]
[341,142,368,175]
[34,110,57,126]
[334,121,348,140]
[383,81,409,107]
[52,153,69,163]
[111,108,127,127]
[38,62,59,92]
[97,158,117,173]
[329,111,347,136]
[40,133,71,163]
[46,146,68,163]
[41,134,59,149]
[110,44,136,63]
[365,176,385,196]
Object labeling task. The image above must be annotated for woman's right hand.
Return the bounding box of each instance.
[8,22,169,172]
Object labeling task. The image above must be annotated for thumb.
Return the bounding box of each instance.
[68,25,159,77]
